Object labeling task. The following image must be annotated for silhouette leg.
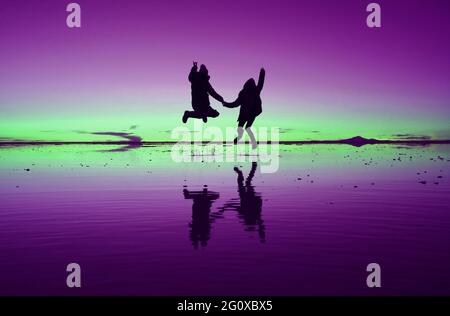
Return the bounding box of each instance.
[246,162,257,186]
[234,126,244,145]
[207,108,220,118]
[233,166,245,190]
[203,107,220,123]
[246,127,257,149]
[184,111,206,123]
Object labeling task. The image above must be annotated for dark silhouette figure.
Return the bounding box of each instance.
[183,62,224,123]
[219,162,265,243]
[183,188,220,249]
[223,68,265,149]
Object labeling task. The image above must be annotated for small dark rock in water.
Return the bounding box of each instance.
[310,180,314,183]
[371,183,375,185]
[437,176,443,179]
[183,185,187,188]
[297,178,302,180]
[434,182,439,185]
[417,173,421,175]
[203,185,208,187]
[354,185,358,188]
[24,168,30,171]
[307,174,310,177]
[419,181,427,185]
[16,185,19,188]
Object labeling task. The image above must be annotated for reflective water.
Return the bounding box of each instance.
[0,144,449,295]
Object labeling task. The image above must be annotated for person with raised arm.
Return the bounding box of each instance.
[222,68,265,149]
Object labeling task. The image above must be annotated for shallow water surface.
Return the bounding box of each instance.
[0,144,449,295]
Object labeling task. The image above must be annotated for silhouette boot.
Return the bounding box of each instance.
[182,111,189,123]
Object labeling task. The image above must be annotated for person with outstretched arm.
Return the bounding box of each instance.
[223,68,265,149]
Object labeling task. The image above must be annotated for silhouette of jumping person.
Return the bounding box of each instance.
[183,62,224,123]
[218,162,265,243]
[183,188,220,249]
[223,68,265,149]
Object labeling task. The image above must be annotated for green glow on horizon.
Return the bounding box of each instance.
[1,107,449,142]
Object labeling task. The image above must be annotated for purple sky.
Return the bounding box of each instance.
[1,0,449,141]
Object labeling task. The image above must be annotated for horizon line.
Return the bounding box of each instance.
[1,136,450,147]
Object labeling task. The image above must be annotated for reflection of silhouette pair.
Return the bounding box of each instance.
[182,62,265,149]
[183,162,265,249]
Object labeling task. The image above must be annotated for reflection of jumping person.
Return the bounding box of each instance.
[183,188,220,249]
[223,68,265,149]
[182,62,224,124]
[234,162,264,243]
[218,162,265,243]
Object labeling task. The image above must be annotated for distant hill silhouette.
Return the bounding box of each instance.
[328,136,380,147]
